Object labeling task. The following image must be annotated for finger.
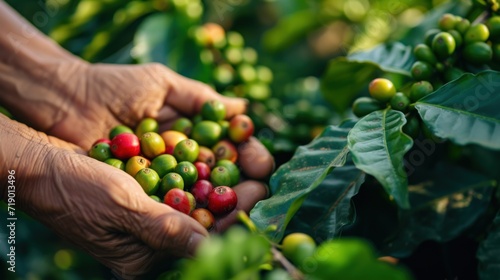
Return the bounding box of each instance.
[155,106,180,124]
[165,72,248,118]
[213,180,269,232]
[237,137,275,180]
[46,134,87,154]
[129,197,209,258]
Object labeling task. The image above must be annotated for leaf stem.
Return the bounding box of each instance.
[271,246,305,280]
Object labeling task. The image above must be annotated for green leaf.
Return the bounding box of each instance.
[382,163,496,257]
[286,161,365,241]
[133,13,175,65]
[477,210,500,280]
[250,121,356,242]
[348,109,413,209]
[415,71,500,150]
[321,42,414,112]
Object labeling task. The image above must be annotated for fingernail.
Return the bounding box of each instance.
[187,232,206,257]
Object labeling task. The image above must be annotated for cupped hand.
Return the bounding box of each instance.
[47,63,247,150]
[2,117,269,279]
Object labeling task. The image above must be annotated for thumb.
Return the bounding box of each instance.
[164,70,248,118]
[129,197,209,258]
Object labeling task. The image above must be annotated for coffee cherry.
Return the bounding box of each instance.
[424,29,441,46]
[201,100,226,122]
[211,166,233,187]
[160,130,188,155]
[190,180,214,208]
[110,133,141,160]
[410,81,434,102]
[218,120,230,139]
[104,158,125,170]
[173,139,200,163]
[191,208,215,230]
[164,188,191,215]
[135,118,159,138]
[390,92,410,112]
[228,114,255,143]
[216,159,240,186]
[411,61,434,81]
[403,115,421,139]
[159,172,184,196]
[448,30,463,47]
[186,191,196,213]
[352,97,383,118]
[463,42,492,65]
[140,132,166,159]
[464,23,489,43]
[281,233,317,266]
[150,154,177,179]
[455,18,471,34]
[197,146,216,168]
[413,44,437,65]
[208,186,238,215]
[171,117,193,136]
[175,161,198,187]
[191,121,223,147]
[109,125,134,140]
[432,32,456,58]
[438,13,459,31]
[135,168,160,195]
[212,140,238,163]
[194,161,211,181]
[92,138,112,146]
[125,156,151,176]
[368,78,396,102]
[487,16,500,42]
[89,143,112,162]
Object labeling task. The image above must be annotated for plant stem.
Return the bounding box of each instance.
[271,247,305,280]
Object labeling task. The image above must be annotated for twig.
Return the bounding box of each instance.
[271,247,305,280]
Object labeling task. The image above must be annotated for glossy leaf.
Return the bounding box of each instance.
[250,121,356,242]
[348,109,413,209]
[415,71,500,150]
[477,210,500,280]
[133,13,175,65]
[381,163,496,257]
[286,161,365,241]
[321,42,414,112]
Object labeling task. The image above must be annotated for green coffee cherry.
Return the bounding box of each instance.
[210,166,232,187]
[448,30,463,47]
[109,125,133,140]
[413,44,437,65]
[411,61,434,81]
[438,13,459,31]
[89,143,112,162]
[390,92,410,112]
[425,29,441,46]
[191,121,223,147]
[410,81,434,102]
[464,23,489,43]
[213,64,234,85]
[104,158,125,170]
[135,118,159,138]
[487,16,500,42]
[368,78,396,102]
[159,172,185,196]
[352,97,383,118]
[171,117,193,136]
[135,168,160,195]
[201,100,226,122]
[455,18,471,35]
[432,32,456,58]
[463,42,493,65]
[216,159,240,186]
[227,31,244,47]
[403,115,421,139]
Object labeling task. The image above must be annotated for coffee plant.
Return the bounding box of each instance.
[2,0,500,280]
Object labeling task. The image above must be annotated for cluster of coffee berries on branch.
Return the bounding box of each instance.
[352,12,500,140]
[191,23,273,102]
[87,100,256,230]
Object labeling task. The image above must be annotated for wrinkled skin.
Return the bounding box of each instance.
[0,3,274,277]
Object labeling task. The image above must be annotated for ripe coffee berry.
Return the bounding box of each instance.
[195,161,211,181]
[110,133,141,160]
[228,114,254,143]
[208,186,238,215]
[191,208,215,230]
[190,180,214,208]
[164,188,191,215]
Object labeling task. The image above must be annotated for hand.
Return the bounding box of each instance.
[45,62,247,150]
[1,117,269,279]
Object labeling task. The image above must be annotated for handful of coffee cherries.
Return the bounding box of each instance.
[87,100,255,230]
